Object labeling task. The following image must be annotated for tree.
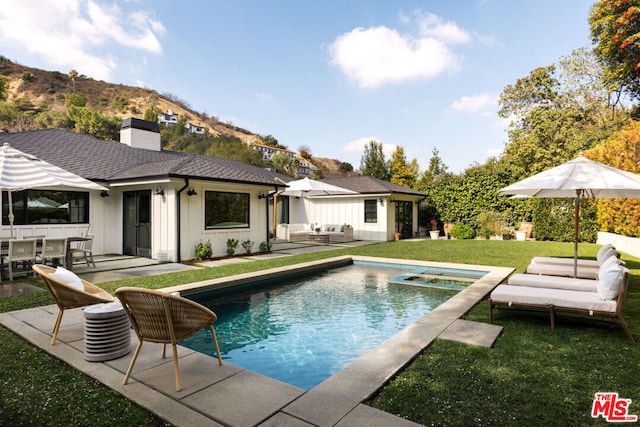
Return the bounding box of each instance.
[271,151,299,176]
[260,134,287,149]
[585,119,640,237]
[298,145,312,160]
[498,54,627,181]
[389,146,418,188]
[418,147,448,187]
[358,140,389,180]
[204,135,268,167]
[0,74,8,101]
[590,0,640,99]
[339,162,354,174]
[68,69,78,92]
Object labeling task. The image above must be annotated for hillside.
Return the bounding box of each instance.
[0,57,259,143]
[0,57,354,177]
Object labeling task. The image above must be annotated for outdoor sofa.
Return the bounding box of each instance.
[287,223,353,243]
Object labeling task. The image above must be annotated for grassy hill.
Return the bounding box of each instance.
[0,56,354,177]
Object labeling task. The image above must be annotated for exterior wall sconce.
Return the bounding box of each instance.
[100,190,110,198]
[155,186,165,196]
[379,198,385,206]
[389,198,396,203]
[187,187,197,196]
[258,192,267,199]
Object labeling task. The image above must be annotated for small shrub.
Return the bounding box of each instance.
[194,239,212,260]
[226,238,239,256]
[450,223,475,240]
[259,241,272,253]
[241,239,253,254]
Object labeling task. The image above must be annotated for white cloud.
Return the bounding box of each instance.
[328,11,470,88]
[342,137,396,159]
[448,94,497,114]
[0,0,164,81]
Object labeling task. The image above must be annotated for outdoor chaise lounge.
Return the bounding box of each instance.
[524,244,619,279]
[32,264,115,344]
[115,287,223,391]
[489,261,634,342]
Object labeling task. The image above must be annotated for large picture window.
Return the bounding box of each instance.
[205,191,249,229]
[2,190,90,225]
[364,199,378,223]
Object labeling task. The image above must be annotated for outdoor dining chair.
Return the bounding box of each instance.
[115,287,223,391]
[32,264,115,344]
[39,237,68,267]
[71,234,95,267]
[7,239,37,280]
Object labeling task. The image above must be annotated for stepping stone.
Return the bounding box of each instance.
[438,319,503,348]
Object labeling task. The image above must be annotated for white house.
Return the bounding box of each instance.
[0,119,425,263]
[275,176,425,241]
[0,118,288,261]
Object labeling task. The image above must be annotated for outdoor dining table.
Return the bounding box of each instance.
[0,236,90,279]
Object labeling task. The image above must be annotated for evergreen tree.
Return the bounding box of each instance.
[358,140,389,180]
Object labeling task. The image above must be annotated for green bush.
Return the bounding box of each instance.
[259,241,272,253]
[533,199,598,242]
[194,239,212,260]
[226,238,239,256]
[242,239,254,254]
[450,223,476,239]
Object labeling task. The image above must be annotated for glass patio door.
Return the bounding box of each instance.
[123,190,151,257]
[395,201,413,239]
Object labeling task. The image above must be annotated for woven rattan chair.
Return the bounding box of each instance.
[32,264,114,344]
[115,287,223,391]
[39,238,68,267]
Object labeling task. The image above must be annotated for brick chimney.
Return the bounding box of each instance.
[120,117,161,151]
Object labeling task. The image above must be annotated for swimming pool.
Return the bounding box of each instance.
[181,260,488,390]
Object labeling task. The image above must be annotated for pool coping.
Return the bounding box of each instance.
[0,256,514,426]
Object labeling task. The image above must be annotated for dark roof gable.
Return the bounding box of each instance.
[0,128,287,186]
[321,176,425,196]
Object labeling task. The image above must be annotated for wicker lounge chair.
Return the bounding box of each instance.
[489,266,634,342]
[115,287,223,391]
[32,264,115,344]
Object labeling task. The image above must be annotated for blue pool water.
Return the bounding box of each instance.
[183,261,486,390]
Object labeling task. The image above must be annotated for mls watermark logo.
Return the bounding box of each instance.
[592,392,638,422]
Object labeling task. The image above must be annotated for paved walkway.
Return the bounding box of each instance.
[0,241,513,426]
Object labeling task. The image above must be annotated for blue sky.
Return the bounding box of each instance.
[0,0,595,173]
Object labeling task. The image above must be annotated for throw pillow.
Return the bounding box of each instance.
[597,244,616,265]
[52,267,84,291]
[597,263,624,300]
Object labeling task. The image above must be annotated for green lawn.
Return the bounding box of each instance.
[1,240,637,426]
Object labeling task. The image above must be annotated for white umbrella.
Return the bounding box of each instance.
[280,177,357,197]
[498,153,640,276]
[0,143,107,236]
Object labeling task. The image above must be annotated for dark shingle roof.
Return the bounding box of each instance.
[0,129,287,186]
[322,176,425,196]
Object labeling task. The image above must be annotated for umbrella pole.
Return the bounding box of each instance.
[7,190,14,238]
[573,190,581,278]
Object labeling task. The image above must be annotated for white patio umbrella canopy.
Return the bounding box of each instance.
[279,177,357,197]
[0,143,107,236]
[498,153,640,276]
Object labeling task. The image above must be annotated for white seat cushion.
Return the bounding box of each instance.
[526,263,600,279]
[508,273,597,292]
[491,285,617,313]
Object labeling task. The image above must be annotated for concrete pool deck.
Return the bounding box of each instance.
[0,246,514,426]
